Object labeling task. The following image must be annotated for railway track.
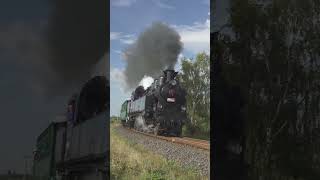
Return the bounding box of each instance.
[126,127,210,151]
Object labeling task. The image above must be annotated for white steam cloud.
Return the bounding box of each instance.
[139,76,154,90]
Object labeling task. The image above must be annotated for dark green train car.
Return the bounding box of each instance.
[33,122,66,180]
[120,100,130,125]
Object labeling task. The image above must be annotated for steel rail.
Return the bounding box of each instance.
[125,127,210,151]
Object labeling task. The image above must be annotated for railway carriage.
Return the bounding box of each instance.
[33,122,67,180]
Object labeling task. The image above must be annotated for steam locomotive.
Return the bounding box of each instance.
[33,76,109,180]
[120,69,188,137]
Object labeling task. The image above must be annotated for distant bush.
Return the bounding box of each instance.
[110,116,120,123]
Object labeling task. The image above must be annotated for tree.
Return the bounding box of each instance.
[218,0,320,179]
[179,52,210,138]
[110,116,120,123]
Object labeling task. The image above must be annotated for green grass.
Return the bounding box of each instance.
[182,126,210,141]
[110,123,208,180]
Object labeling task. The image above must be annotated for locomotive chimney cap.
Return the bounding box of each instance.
[163,69,178,81]
[163,69,175,73]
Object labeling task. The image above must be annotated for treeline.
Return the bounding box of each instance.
[214,0,320,179]
[178,52,210,140]
[110,116,119,123]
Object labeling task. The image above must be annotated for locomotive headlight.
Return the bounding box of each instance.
[170,80,177,86]
[181,106,186,111]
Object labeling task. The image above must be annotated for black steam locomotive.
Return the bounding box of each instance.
[120,69,188,136]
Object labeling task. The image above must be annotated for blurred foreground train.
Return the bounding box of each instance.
[120,69,188,137]
[32,76,109,180]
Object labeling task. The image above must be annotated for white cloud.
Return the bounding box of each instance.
[119,36,135,44]
[110,32,122,40]
[174,53,184,71]
[173,18,210,54]
[110,67,127,92]
[112,49,122,54]
[110,32,136,44]
[152,0,175,9]
[112,49,128,61]
[111,0,137,7]
[110,67,131,116]
[110,67,125,84]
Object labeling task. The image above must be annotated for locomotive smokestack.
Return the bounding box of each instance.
[166,71,171,82]
[123,22,183,90]
[164,69,175,82]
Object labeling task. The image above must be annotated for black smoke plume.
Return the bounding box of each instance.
[123,22,182,90]
[47,0,108,94]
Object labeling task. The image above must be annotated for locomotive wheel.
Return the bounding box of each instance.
[129,119,134,128]
[154,124,160,136]
[134,119,138,130]
[176,128,182,137]
[176,122,182,137]
[134,117,142,132]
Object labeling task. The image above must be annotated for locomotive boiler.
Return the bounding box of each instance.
[120,69,188,137]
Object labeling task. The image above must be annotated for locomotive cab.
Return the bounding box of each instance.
[57,76,109,180]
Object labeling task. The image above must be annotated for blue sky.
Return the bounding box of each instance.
[110,0,210,116]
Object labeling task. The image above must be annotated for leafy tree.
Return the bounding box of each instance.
[216,0,320,179]
[179,52,210,139]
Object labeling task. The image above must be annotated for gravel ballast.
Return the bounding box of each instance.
[114,125,210,178]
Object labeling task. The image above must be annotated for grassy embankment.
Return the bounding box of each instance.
[182,126,210,141]
[110,116,210,141]
[110,122,208,180]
